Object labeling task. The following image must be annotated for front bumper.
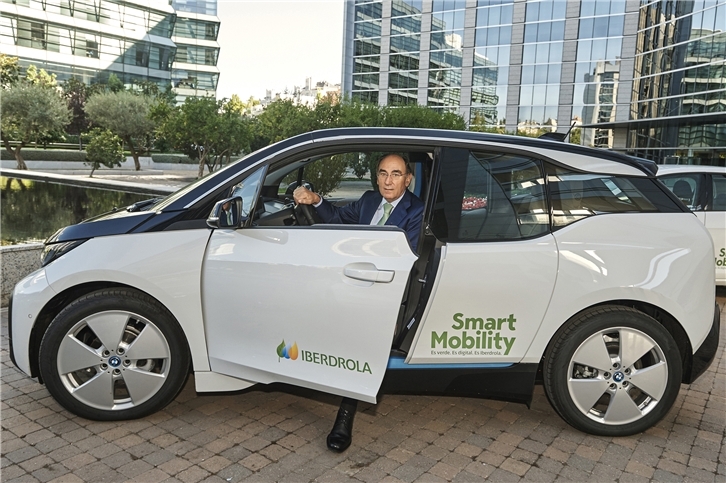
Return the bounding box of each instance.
[685,302,721,384]
[8,268,55,378]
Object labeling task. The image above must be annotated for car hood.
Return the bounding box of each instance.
[46,209,156,244]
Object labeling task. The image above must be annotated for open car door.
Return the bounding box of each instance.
[201,226,418,403]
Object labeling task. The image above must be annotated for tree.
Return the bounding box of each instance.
[569,127,582,145]
[1,83,71,169]
[225,94,245,115]
[157,97,229,178]
[85,91,156,170]
[62,78,90,148]
[107,73,124,93]
[0,54,20,88]
[85,128,124,176]
[24,65,57,88]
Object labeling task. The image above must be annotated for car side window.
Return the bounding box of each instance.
[709,174,726,211]
[549,168,662,229]
[432,150,548,242]
[229,166,265,218]
[659,174,704,210]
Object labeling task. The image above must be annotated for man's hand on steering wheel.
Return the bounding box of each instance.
[292,186,320,225]
[293,186,321,205]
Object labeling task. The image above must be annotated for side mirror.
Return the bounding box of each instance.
[207,196,243,229]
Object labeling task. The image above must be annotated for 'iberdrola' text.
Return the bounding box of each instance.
[301,350,372,374]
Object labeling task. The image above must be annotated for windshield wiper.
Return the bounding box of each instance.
[127,198,162,212]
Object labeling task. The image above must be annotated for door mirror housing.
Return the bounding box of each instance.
[207,196,243,229]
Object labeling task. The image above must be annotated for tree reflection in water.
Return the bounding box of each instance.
[1,177,150,245]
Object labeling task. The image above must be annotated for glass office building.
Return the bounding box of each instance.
[0,0,220,101]
[343,0,726,165]
[170,0,220,101]
[0,0,176,88]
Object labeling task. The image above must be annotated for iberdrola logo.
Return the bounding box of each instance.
[276,340,298,361]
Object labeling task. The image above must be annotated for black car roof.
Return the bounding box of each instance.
[309,128,658,176]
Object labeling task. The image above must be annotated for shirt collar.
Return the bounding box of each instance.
[378,191,406,210]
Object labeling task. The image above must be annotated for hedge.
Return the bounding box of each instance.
[1,149,87,162]
[151,153,196,164]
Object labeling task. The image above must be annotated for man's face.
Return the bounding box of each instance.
[377,155,412,203]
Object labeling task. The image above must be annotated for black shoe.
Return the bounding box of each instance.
[326,399,357,452]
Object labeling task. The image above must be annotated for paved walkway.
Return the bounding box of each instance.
[2,295,724,483]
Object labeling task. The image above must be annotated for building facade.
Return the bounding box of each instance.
[0,0,220,100]
[343,0,726,165]
[0,0,176,87]
[170,0,220,101]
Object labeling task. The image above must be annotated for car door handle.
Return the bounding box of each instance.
[344,263,395,283]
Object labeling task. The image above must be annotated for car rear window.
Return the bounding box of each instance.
[550,168,683,229]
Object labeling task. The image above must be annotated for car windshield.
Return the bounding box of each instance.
[151,153,257,212]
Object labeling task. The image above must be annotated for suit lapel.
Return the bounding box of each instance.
[386,190,412,227]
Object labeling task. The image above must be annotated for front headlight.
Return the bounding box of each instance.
[41,240,87,267]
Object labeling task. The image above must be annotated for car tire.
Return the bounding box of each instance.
[543,306,681,436]
[39,288,190,420]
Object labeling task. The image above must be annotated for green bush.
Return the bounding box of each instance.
[151,153,196,164]
[0,148,86,161]
[85,128,124,174]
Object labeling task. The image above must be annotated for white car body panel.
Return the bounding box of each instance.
[523,213,715,362]
[41,231,213,371]
[201,226,417,403]
[11,269,56,376]
[407,237,558,363]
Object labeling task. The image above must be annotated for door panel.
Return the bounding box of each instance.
[202,226,417,402]
[407,237,558,363]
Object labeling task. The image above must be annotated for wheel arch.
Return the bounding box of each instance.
[29,282,193,382]
[537,300,692,384]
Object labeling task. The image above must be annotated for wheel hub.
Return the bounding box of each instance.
[108,355,122,368]
[613,371,624,383]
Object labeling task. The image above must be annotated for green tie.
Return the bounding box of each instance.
[378,202,393,225]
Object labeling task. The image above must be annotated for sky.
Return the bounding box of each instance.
[215,1,345,101]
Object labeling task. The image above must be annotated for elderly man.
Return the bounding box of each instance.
[293,153,424,251]
[293,153,425,452]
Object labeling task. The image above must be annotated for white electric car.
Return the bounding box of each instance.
[9,128,719,437]
[657,165,726,286]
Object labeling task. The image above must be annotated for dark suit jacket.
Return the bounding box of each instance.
[315,190,425,251]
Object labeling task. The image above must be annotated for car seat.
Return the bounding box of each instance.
[672,180,693,205]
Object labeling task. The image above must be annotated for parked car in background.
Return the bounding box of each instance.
[657,165,726,286]
[9,128,719,438]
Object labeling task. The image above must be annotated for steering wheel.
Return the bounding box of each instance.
[294,203,318,226]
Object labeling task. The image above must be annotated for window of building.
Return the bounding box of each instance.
[389,89,418,105]
[475,3,514,27]
[355,56,381,73]
[390,33,420,53]
[355,20,381,38]
[355,1,382,21]
[352,91,379,104]
[392,0,423,17]
[355,38,381,56]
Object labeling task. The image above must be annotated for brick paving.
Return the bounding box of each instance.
[2,295,724,483]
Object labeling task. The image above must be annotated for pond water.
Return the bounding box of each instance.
[1,177,153,245]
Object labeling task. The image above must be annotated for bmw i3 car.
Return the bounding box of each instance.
[657,165,726,286]
[9,128,720,437]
